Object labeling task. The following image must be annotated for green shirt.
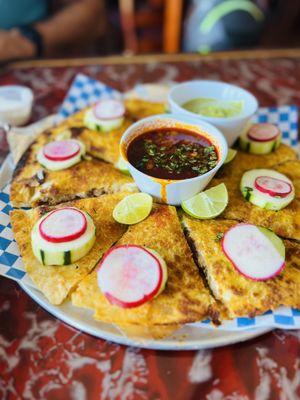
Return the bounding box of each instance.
[0,0,49,29]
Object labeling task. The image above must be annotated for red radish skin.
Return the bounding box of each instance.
[247,123,280,142]
[104,289,159,309]
[39,207,87,243]
[254,176,292,198]
[93,99,125,121]
[221,223,285,281]
[97,245,163,308]
[43,140,81,161]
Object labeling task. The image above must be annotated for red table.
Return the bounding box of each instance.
[0,50,299,399]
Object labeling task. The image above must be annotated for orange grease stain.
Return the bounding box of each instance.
[152,178,171,204]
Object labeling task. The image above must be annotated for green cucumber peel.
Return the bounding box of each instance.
[258,227,285,259]
[40,250,45,265]
[242,186,253,201]
[64,251,71,265]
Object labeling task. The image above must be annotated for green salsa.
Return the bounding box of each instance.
[183,97,243,118]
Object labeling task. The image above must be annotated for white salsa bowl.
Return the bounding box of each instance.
[120,114,228,205]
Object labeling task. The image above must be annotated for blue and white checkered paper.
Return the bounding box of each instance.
[0,74,299,330]
[0,185,31,284]
[57,73,121,120]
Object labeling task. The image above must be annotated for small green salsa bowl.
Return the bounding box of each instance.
[168,80,258,146]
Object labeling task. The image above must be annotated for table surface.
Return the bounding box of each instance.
[0,50,300,400]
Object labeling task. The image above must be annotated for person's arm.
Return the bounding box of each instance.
[35,0,105,56]
[0,30,36,61]
[0,0,105,62]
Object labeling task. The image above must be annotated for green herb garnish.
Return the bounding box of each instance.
[139,139,218,176]
[215,232,224,242]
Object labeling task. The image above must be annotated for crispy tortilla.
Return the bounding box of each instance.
[182,217,300,319]
[52,108,132,164]
[11,98,165,207]
[124,98,166,120]
[72,204,218,336]
[11,157,136,208]
[216,144,297,180]
[211,160,300,241]
[10,194,128,305]
[51,99,165,164]
[81,99,165,162]
[115,323,181,340]
[10,128,137,207]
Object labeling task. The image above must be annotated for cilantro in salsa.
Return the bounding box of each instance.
[127,128,218,180]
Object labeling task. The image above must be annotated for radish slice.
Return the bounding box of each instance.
[222,223,285,281]
[254,176,292,198]
[240,169,295,210]
[39,207,87,243]
[247,123,280,142]
[97,245,166,308]
[43,139,81,161]
[93,99,125,120]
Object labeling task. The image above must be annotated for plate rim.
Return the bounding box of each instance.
[19,282,272,351]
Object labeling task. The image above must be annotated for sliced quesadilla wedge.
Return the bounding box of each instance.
[211,160,300,241]
[10,123,137,208]
[216,144,297,180]
[52,99,165,164]
[72,204,218,337]
[182,216,300,319]
[10,194,128,305]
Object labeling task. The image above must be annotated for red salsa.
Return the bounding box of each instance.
[127,128,218,180]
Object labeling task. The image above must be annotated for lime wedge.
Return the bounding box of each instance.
[113,193,153,225]
[115,157,130,175]
[224,148,237,164]
[182,183,228,219]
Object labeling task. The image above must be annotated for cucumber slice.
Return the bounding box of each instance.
[84,108,124,132]
[239,124,281,155]
[37,140,85,171]
[31,211,96,265]
[240,169,295,210]
[55,129,72,140]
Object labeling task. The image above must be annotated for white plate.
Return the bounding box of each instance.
[20,282,271,350]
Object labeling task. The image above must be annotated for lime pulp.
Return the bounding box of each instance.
[113,193,153,225]
[115,157,130,175]
[181,183,228,219]
[224,148,237,164]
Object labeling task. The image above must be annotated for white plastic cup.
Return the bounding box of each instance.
[0,85,33,126]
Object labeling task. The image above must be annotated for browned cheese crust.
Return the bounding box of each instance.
[215,144,297,181]
[52,99,166,164]
[124,98,166,120]
[10,113,137,207]
[182,217,300,319]
[72,205,219,335]
[211,160,300,240]
[10,194,129,305]
[11,99,166,207]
